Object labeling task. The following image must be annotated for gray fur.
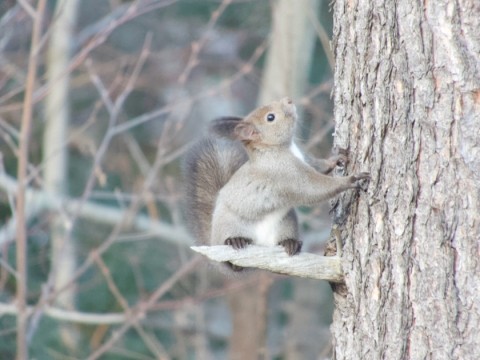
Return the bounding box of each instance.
[211,147,358,247]
[183,137,248,245]
[183,97,369,260]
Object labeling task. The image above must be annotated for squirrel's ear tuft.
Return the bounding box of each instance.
[210,117,243,139]
[234,122,260,142]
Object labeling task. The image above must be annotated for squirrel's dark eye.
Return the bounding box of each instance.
[267,113,275,122]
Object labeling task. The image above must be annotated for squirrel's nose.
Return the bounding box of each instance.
[281,98,297,118]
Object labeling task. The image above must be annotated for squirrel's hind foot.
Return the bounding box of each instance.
[224,237,253,272]
[225,237,253,249]
[278,239,303,256]
[225,262,245,272]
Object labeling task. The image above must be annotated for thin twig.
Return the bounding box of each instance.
[0,272,258,325]
[84,59,114,114]
[94,254,170,358]
[27,37,156,315]
[306,6,334,70]
[0,0,177,111]
[15,0,47,357]
[113,39,268,135]
[77,33,152,212]
[0,302,126,325]
[0,172,192,248]
[87,256,201,360]
[16,0,36,19]
[42,85,189,311]
[112,32,152,116]
[178,0,233,84]
[94,254,131,311]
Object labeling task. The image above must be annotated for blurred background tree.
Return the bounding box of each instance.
[0,0,337,358]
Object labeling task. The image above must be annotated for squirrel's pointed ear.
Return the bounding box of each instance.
[210,117,243,139]
[234,122,260,141]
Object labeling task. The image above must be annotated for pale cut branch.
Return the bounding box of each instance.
[191,245,344,283]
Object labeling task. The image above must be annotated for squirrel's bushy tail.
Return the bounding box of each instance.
[183,137,247,245]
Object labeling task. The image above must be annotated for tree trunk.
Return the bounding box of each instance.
[330,1,480,359]
[43,0,80,350]
[259,0,318,104]
[228,1,319,359]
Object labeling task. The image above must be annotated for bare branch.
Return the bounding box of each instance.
[87,256,202,360]
[0,0,178,114]
[0,268,255,326]
[190,245,344,283]
[306,5,334,70]
[94,253,169,358]
[0,302,127,325]
[0,172,192,247]
[112,32,152,115]
[113,39,268,135]
[15,0,47,357]
[16,0,36,20]
[179,0,233,84]
[75,0,177,50]
[85,58,114,114]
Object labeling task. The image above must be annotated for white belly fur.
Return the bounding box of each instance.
[251,143,303,246]
[254,209,288,246]
[290,142,306,163]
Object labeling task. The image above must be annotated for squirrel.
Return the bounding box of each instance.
[184,97,369,271]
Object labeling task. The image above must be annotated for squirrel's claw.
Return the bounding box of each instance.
[352,172,371,191]
[353,172,370,181]
[224,237,253,272]
[331,153,347,169]
[278,238,303,256]
[225,237,253,250]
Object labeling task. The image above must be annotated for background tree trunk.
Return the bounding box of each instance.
[43,0,80,350]
[228,1,319,359]
[258,0,318,104]
[331,0,480,359]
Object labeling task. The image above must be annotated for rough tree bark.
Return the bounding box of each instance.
[331,1,479,359]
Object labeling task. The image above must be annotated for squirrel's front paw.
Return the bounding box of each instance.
[278,239,303,256]
[327,155,347,171]
[225,237,252,249]
[332,148,348,168]
[351,172,371,190]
